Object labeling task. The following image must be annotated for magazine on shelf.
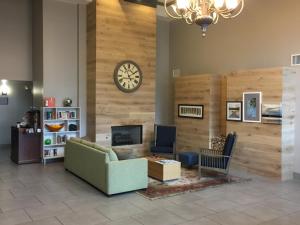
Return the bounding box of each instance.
[158,160,178,164]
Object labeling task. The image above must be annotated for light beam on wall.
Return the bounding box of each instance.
[0,80,10,96]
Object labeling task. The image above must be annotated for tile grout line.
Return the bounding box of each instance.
[129,215,147,225]
[61,201,76,213]
[94,206,121,222]
[23,208,34,223]
[55,215,66,225]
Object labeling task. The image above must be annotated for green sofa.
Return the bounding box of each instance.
[64,138,148,195]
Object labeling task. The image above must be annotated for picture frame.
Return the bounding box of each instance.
[178,104,204,119]
[226,101,242,121]
[0,96,8,105]
[262,104,282,125]
[243,92,262,123]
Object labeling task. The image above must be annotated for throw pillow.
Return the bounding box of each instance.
[108,149,119,161]
[113,148,136,160]
[211,135,226,152]
[93,143,109,152]
[93,143,118,161]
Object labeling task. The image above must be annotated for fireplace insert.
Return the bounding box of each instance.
[111,125,143,146]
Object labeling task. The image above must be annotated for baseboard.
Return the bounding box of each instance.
[293,172,300,180]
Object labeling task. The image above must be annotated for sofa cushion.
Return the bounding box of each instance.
[70,137,83,143]
[93,143,109,152]
[93,144,118,161]
[113,149,136,160]
[223,133,235,157]
[151,146,173,154]
[69,139,118,162]
[108,149,119,161]
[80,140,95,148]
[155,125,176,147]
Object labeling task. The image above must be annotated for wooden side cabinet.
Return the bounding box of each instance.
[11,127,41,164]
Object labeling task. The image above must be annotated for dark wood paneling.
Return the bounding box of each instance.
[11,127,41,164]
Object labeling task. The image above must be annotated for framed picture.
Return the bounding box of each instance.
[0,96,8,105]
[178,104,204,119]
[226,101,242,121]
[262,104,282,125]
[243,92,262,123]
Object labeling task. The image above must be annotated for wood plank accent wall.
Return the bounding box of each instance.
[224,68,283,178]
[281,67,296,180]
[176,68,297,179]
[175,74,221,152]
[87,0,156,156]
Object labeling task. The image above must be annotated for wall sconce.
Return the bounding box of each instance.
[0,80,9,96]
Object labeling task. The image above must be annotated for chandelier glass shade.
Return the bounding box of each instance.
[164,0,244,36]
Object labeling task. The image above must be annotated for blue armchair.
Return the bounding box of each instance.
[199,132,237,176]
[150,125,176,159]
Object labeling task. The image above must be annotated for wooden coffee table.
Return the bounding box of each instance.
[146,157,181,181]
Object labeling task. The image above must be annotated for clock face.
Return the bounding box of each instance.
[113,60,143,93]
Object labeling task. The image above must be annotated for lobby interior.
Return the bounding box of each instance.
[1,0,300,225]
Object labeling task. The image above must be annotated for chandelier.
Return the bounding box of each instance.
[164,0,244,37]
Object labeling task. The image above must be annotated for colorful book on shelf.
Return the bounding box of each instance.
[57,111,77,120]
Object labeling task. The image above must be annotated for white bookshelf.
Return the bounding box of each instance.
[42,107,81,164]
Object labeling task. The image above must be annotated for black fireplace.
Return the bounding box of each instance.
[111,125,143,146]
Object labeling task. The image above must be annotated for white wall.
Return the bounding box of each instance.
[78,5,87,137]
[32,0,87,136]
[0,0,32,81]
[170,0,300,75]
[32,0,44,109]
[0,81,33,144]
[156,18,174,125]
[43,0,78,107]
[294,73,300,174]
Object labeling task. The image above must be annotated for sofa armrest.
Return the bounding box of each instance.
[106,158,148,195]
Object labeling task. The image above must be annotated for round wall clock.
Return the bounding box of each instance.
[113,60,143,93]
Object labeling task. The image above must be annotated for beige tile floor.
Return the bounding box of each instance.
[1,146,300,225]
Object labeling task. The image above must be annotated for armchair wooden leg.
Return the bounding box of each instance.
[225,171,230,182]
